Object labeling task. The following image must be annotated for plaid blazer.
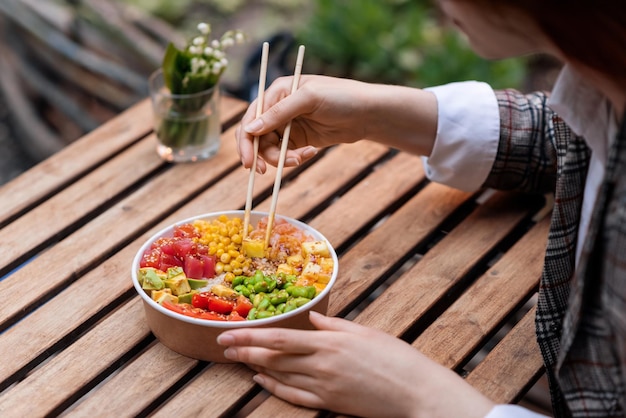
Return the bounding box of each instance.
[483,90,626,417]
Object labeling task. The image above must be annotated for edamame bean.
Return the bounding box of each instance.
[270,290,289,305]
[256,310,274,319]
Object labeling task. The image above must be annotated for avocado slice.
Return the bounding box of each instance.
[164,277,192,296]
[188,278,209,290]
[177,291,195,304]
[139,267,165,291]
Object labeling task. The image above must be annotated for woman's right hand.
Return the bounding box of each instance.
[235,75,438,174]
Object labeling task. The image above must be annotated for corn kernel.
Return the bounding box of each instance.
[220,252,231,263]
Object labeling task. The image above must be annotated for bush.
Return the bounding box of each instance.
[296,0,526,89]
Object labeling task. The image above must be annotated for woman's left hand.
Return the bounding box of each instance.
[217,311,494,418]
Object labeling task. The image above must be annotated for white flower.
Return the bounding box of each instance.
[212,62,223,74]
[197,22,210,35]
[192,36,205,46]
[221,38,235,48]
[188,45,202,55]
[211,39,220,49]
[213,50,225,59]
[220,57,228,67]
[235,32,245,43]
[203,46,214,56]
[190,57,207,74]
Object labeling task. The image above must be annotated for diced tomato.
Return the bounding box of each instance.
[184,254,205,279]
[163,300,228,321]
[233,295,253,318]
[142,233,216,279]
[198,311,228,321]
[207,294,235,315]
[227,311,246,321]
[191,293,210,310]
[163,301,204,318]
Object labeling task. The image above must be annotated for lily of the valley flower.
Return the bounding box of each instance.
[162,22,245,96]
[155,22,246,151]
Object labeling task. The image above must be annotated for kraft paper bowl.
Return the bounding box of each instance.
[132,210,338,363]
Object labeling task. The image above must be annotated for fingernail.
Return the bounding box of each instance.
[217,333,234,345]
[223,347,237,360]
[302,146,318,159]
[253,374,265,385]
[285,157,300,166]
[245,118,264,133]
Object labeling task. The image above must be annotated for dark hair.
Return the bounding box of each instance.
[467,0,626,89]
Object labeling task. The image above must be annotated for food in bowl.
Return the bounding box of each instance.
[131,210,338,362]
[137,213,334,321]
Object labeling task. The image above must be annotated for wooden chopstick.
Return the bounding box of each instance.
[264,44,306,248]
[243,41,270,239]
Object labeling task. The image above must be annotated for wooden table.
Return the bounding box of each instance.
[0,94,551,417]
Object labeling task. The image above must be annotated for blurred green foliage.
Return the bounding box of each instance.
[125,0,526,89]
[296,0,526,89]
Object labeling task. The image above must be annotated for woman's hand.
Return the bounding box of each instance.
[217,311,494,418]
[235,75,438,174]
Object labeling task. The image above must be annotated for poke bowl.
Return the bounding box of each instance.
[131,210,338,363]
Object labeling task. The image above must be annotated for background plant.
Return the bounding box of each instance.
[296,0,526,89]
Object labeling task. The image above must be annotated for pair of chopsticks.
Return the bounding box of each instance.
[243,42,306,249]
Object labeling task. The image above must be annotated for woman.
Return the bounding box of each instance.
[219,1,626,416]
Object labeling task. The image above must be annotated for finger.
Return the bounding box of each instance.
[229,346,322,376]
[244,78,316,137]
[257,136,305,168]
[308,311,374,336]
[256,134,282,167]
[252,372,325,410]
[218,327,321,354]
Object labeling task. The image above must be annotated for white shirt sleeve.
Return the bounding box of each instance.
[485,405,550,418]
[421,81,500,192]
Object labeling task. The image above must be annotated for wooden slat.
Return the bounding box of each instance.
[256,149,427,247]
[0,141,402,414]
[0,90,553,417]
[149,364,257,418]
[0,137,162,272]
[252,141,392,224]
[354,192,536,336]
[243,186,475,418]
[465,306,544,404]
[48,146,426,416]
[0,95,246,227]
[68,348,255,417]
[246,192,537,418]
[327,182,471,318]
[0,127,241,329]
[0,127,266,381]
[414,216,550,369]
[0,301,151,417]
[307,152,426,247]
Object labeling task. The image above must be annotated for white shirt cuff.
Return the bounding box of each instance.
[485,405,550,418]
[421,81,499,191]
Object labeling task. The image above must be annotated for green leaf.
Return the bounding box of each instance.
[162,42,181,91]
